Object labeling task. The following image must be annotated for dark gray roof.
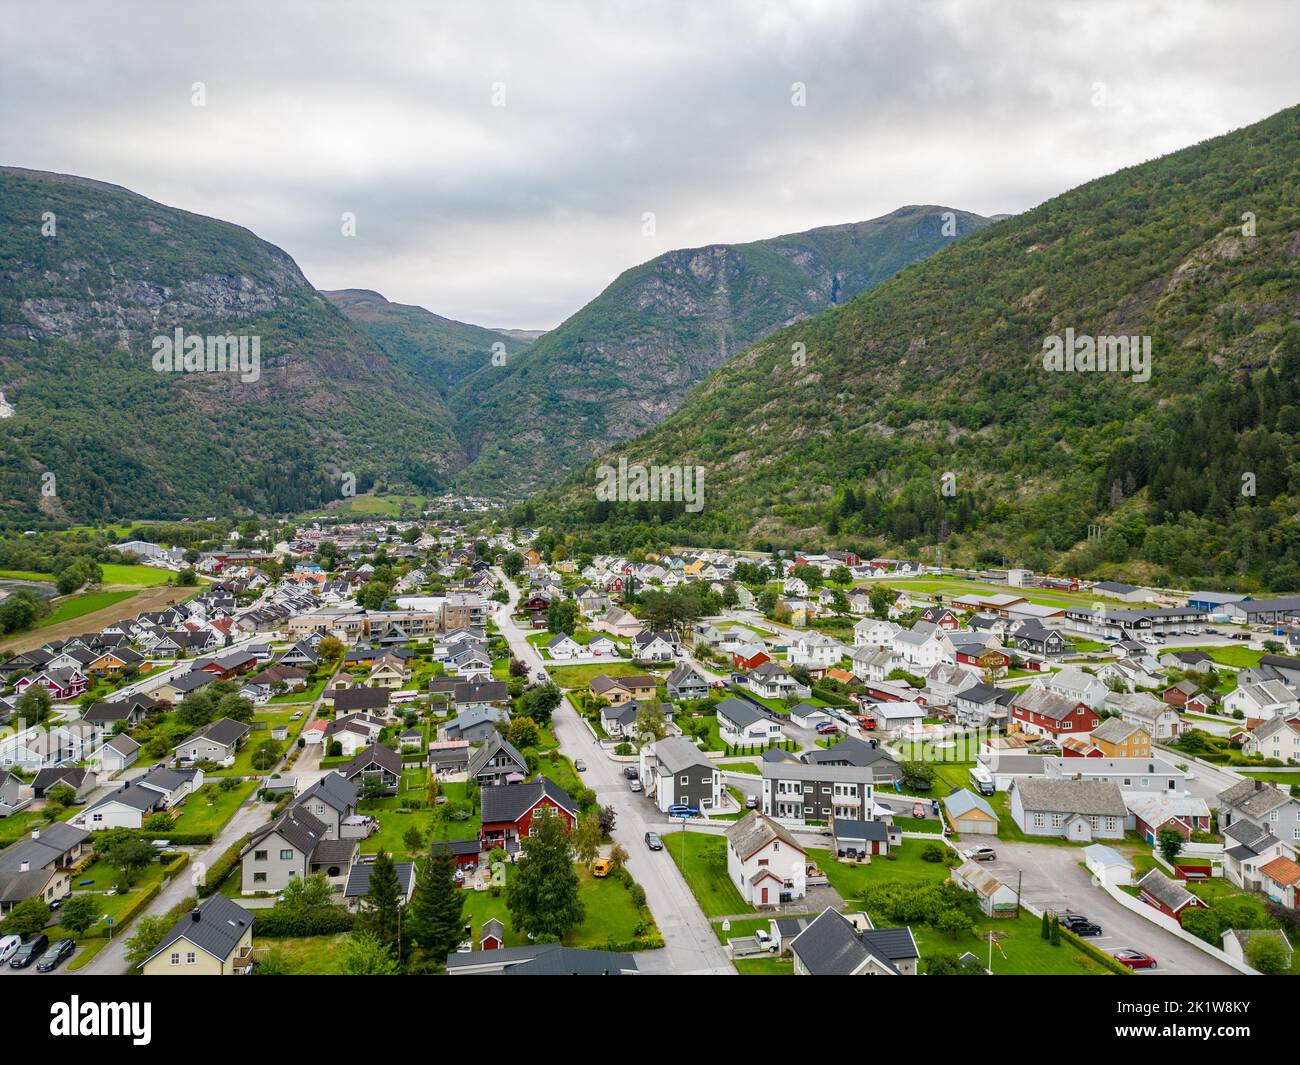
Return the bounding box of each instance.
[445,942,637,975]
[832,819,889,843]
[293,771,358,814]
[245,805,328,856]
[790,908,917,975]
[480,777,577,823]
[467,734,527,778]
[332,686,391,712]
[342,743,404,778]
[715,696,766,729]
[344,859,413,898]
[178,716,250,749]
[138,894,253,969]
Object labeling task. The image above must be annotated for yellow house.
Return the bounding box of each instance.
[367,656,410,690]
[588,674,657,707]
[139,895,254,976]
[1091,718,1152,758]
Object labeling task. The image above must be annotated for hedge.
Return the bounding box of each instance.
[252,906,355,937]
[197,832,252,898]
[1059,925,1134,975]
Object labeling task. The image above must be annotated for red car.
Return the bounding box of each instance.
[1113,949,1157,970]
[816,722,840,736]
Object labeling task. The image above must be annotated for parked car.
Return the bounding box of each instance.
[668,803,700,818]
[574,759,587,772]
[753,928,778,953]
[0,935,21,965]
[36,938,75,972]
[629,779,643,792]
[9,934,49,969]
[1113,949,1157,970]
[816,722,840,735]
[1231,632,1252,641]
[745,794,759,809]
[1068,921,1104,937]
[623,766,639,780]
[964,846,997,863]
[591,857,614,877]
[644,831,664,851]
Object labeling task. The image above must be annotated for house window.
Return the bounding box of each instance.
[186,952,196,964]
[279,849,293,861]
[254,850,268,861]
[253,872,267,883]
[170,953,180,965]
[1050,813,1063,828]
[1033,813,1045,827]
[680,775,689,786]
[1105,818,1118,832]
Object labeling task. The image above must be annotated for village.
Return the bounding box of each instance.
[1,521,1299,978]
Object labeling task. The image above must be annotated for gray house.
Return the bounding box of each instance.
[640,736,722,815]
[174,717,250,767]
[290,772,360,839]
[445,706,510,744]
[1008,778,1127,841]
[666,663,709,701]
[762,762,875,824]
[240,806,358,894]
[467,734,528,787]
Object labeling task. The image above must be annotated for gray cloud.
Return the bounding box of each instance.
[3,0,1296,327]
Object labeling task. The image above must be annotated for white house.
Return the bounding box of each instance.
[725,811,807,907]
[891,626,945,670]
[1043,668,1109,711]
[788,633,845,670]
[716,697,785,746]
[1224,681,1299,723]
[854,618,898,648]
[1242,716,1300,762]
[545,633,583,660]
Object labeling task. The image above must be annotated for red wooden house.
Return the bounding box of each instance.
[917,607,962,631]
[731,648,771,671]
[15,668,88,702]
[1009,688,1099,738]
[480,777,577,850]
[955,648,1011,671]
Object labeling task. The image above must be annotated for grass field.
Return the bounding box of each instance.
[547,662,661,688]
[459,867,651,951]
[809,842,953,900]
[37,589,136,627]
[916,914,1113,975]
[170,780,256,835]
[665,831,753,917]
[872,577,1133,612]
[1181,646,1266,669]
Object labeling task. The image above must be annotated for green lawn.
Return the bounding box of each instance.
[735,956,795,975]
[665,831,753,917]
[533,750,583,797]
[916,914,1113,975]
[719,759,761,775]
[877,577,1133,613]
[170,780,256,835]
[0,808,75,846]
[37,589,136,627]
[252,933,350,973]
[459,867,654,951]
[1182,645,1265,669]
[547,661,661,688]
[99,564,174,586]
[809,842,953,900]
[1237,770,1300,786]
[267,674,330,704]
[206,710,307,776]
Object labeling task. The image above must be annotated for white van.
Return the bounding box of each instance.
[969,765,995,796]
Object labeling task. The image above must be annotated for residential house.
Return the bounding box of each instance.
[1010,620,1069,657]
[588,674,656,707]
[444,706,510,744]
[1043,668,1109,711]
[666,663,708,701]
[953,683,1012,729]
[1107,691,1183,742]
[725,811,807,907]
[892,626,945,670]
[632,631,677,662]
[174,717,250,767]
[138,894,254,976]
[1258,855,1300,909]
[1010,687,1099,740]
[74,765,202,830]
[1242,716,1300,763]
[30,766,96,803]
[480,777,578,850]
[340,744,404,796]
[468,734,529,787]
[546,633,583,660]
[1089,717,1153,759]
[762,761,874,824]
[1007,778,1127,841]
[87,733,141,776]
[240,806,358,893]
[800,737,901,784]
[853,618,899,648]
[716,697,785,747]
[640,736,723,814]
[952,861,1020,917]
[344,860,416,912]
[1224,681,1299,724]
[831,817,895,857]
[789,908,919,976]
[290,772,361,839]
[744,660,806,700]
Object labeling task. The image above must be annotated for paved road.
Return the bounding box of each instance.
[494,570,734,974]
[982,842,1236,975]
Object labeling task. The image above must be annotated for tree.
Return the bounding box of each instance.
[900,761,935,792]
[403,825,426,853]
[405,849,465,967]
[1179,906,1221,946]
[124,913,176,968]
[572,813,602,866]
[927,952,986,975]
[507,715,540,749]
[277,873,336,920]
[507,810,583,939]
[58,895,101,935]
[519,683,561,728]
[1245,933,1292,975]
[96,831,158,884]
[1156,827,1185,866]
[15,685,53,726]
[634,701,669,741]
[502,551,524,578]
[335,932,399,975]
[0,897,50,938]
[47,784,77,808]
[546,599,578,635]
[356,850,403,955]
[596,805,617,836]
[869,586,893,619]
[318,636,345,663]
[608,842,629,870]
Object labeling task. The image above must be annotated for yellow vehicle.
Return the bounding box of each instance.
[591,858,614,878]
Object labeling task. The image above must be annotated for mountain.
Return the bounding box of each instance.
[0,167,467,524]
[448,206,994,495]
[531,106,1300,590]
[323,288,531,398]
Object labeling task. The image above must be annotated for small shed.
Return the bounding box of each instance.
[951,860,1019,917]
[480,918,504,951]
[1083,844,1134,887]
[942,788,999,837]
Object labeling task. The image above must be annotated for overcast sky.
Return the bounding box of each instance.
[3,0,1297,328]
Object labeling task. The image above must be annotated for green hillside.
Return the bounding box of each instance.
[324,288,530,397]
[450,206,993,495]
[0,168,465,524]
[528,105,1300,591]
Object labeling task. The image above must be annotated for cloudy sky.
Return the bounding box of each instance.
[3,0,1297,328]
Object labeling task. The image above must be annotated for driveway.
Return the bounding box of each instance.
[495,571,734,974]
[981,842,1236,975]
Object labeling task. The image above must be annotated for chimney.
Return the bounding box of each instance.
[31,829,39,840]
[1255,779,1263,791]
[191,907,202,922]
[19,860,29,872]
